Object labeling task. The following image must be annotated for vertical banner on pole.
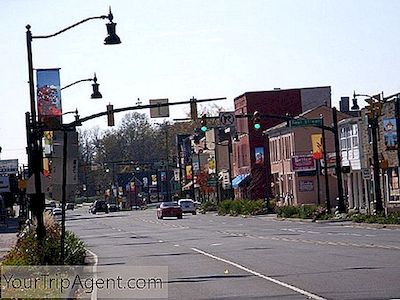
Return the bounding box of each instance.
[311,134,323,160]
[36,68,62,128]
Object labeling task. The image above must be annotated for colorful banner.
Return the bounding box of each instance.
[160,171,167,182]
[311,134,323,160]
[255,147,264,165]
[383,118,398,150]
[292,155,315,172]
[36,68,62,128]
[151,174,157,186]
[186,165,193,180]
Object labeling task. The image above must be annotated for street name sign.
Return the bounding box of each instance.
[289,118,322,127]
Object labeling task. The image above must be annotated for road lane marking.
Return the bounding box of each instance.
[210,243,222,246]
[191,247,326,300]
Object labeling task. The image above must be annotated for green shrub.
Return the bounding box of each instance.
[276,205,330,220]
[2,213,86,266]
[276,205,300,218]
[217,199,264,216]
[351,213,400,225]
[218,200,232,215]
[64,231,86,265]
[201,200,218,212]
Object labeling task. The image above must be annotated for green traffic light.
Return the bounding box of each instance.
[201,126,208,132]
[254,123,261,130]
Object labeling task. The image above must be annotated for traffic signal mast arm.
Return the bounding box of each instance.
[64,97,226,128]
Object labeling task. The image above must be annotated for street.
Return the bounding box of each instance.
[67,207,400,300]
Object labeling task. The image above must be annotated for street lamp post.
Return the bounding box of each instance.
[352,92,384,214]
[25,8,120,243]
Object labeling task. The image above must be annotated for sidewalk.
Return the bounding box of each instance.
[0,218,19,261]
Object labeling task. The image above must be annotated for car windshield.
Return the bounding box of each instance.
[162,202,178,207]
[179,201,193,206]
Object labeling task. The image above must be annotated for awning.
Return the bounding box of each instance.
[232,173,250,189]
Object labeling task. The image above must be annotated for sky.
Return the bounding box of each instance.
[1,0,400,165]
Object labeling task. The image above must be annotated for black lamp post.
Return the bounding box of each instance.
[25,7,120,244]
[352,92,384,214]
[61,73,103,99]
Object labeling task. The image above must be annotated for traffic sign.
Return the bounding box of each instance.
[362,168,371,180]
[219,112,235,126]
[289,118,322,127]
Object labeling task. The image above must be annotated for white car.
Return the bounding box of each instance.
[52,207,62,216]
[178,199,197,215]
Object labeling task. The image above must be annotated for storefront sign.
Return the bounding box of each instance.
[292,155,315,172]
[299,180,314,192]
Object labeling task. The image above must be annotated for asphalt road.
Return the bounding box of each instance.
[66,207,400,300]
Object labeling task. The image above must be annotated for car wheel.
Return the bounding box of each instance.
[177,215,183,219]
[159,215,163,219]
[192,211,197,215]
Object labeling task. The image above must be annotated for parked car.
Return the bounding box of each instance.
[157,202,182,219]
[107,203,119,212]
[66,203,75,210]
[52,207,62,216]
[178,199,197,215]
[89,200,109,214]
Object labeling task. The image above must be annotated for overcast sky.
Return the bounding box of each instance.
[1,0,400,165]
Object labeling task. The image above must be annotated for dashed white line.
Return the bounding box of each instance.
[191,247,326,300]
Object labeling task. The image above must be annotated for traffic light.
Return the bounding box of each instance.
[106,104,114,126]
[200,114,208,132]
[365,95,382,119]
[252,111,261,130]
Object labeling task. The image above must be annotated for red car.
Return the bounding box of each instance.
[157,202,183,219]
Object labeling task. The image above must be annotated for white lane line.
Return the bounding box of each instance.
[210,243,222,246]
[191,247,326,300]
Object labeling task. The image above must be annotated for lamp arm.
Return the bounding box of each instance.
[32,15,108,39]
[61,78,93,91]
[383,92,400,101]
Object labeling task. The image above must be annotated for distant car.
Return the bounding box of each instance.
[47,201,57,208]
[90,200,109,214]
[52,207,62,216]
[157,202,182,219]
[178,199,197,215]
[107,203,119,212]
[66,203,75,210]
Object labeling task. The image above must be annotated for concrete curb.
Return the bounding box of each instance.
[345,222,400,230]
[70,248,98,300]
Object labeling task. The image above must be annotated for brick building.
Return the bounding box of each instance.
[359,97,400,212]
[232,86,331,200]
